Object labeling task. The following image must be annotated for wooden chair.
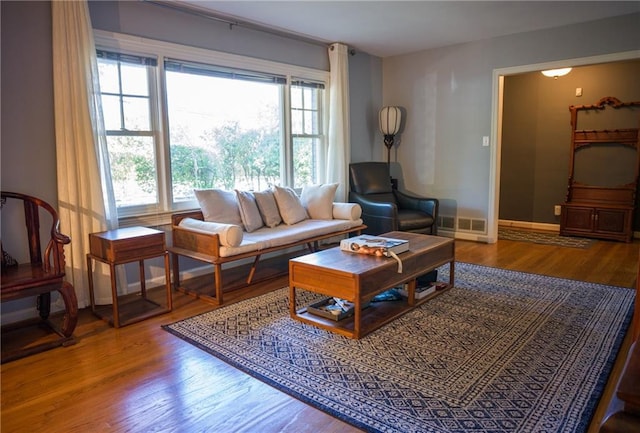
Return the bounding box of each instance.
[1,191,78,363]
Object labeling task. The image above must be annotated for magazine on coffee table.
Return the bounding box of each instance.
[340,235,409,257]
[340,235,409,273]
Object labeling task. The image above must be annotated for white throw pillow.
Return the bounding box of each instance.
[273,186,308,225]
[235,190,264,233]
[253,189,282,228]
[300,183,339,220]
[194,189,244,227]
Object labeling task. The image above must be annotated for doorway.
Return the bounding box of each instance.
[488,50,640,243]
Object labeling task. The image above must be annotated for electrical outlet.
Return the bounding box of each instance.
[554,205,562,216]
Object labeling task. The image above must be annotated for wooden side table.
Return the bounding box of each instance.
[87,227,172,328]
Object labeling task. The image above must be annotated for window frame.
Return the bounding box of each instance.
[94,30,329,225]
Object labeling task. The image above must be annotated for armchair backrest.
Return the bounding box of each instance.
[349,162,393,195]
[1,191,69,275]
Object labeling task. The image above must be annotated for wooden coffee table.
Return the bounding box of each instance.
[289,231,454,339]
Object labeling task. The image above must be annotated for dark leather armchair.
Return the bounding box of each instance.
[349,162,439,236]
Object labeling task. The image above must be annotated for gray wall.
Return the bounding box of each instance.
[89,1,329,71]
[382,13,640,236]
[2,2,639,320]
[500,60,640,226]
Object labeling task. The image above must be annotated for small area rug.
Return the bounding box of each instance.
[498,227,594,248]
[163,263,634,433]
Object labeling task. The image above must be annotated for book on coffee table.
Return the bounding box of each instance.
[398,283,436,300]
[340,235,409,257]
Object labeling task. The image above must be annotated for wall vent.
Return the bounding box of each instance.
[458,218,472,231]
[471,219,486,233]
[438,215,487,234]
[440,215,456,230]
[457,217,487,234]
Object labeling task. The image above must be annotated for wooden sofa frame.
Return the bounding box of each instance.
[170,210,366,304]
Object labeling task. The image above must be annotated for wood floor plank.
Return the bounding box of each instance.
[2,234,638,433]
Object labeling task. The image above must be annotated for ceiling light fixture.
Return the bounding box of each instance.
[541,68,572,79]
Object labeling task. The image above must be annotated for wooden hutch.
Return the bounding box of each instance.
[560,97,640,242]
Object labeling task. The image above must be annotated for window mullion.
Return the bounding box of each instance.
[283,79,293,187]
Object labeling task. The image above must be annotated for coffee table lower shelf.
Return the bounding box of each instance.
[293,292,443,338]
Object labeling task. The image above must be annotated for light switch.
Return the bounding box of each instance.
[482,136,489,147]
[576,88,583,97]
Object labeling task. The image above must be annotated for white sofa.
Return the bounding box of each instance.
[170,185,365,304]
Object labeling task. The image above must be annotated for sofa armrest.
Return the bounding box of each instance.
[332,202,362,221]
[178,218,243,247]
[171,210,204,226]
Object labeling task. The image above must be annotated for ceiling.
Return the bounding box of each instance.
[170,1,640,57]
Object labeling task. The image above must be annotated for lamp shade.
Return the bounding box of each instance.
[379,106,402,136]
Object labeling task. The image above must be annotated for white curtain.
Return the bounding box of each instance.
[52,1,118,308]
[326,43,351,202]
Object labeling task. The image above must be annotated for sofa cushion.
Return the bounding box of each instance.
[273,186,308,225]
[194,189,243,227]
[253,189,282,228]
[218,217,364,257]
[300,183,338,220]
[236,190,264,233]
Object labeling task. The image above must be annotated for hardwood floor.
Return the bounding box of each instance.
[2,234,638,433]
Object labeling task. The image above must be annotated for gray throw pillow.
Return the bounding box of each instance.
[253,189,282,228]
[273,186,308,225]
[235,190,264,233]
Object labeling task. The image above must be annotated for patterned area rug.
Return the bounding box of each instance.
[163,263,634,433]
[498,227,595,248]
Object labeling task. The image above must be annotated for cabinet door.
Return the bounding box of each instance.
[562,206,594,232]
[594,208,629,235]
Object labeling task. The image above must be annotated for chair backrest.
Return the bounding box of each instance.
[349,162,393,195]
[1,191,68,275]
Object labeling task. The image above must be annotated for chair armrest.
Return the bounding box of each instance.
[348,193,399,234]
[349,193,397,218]
[395,190,439,217]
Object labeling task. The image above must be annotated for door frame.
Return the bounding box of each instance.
[487,50,640,243]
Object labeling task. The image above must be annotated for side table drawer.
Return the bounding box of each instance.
[90,226,166,262]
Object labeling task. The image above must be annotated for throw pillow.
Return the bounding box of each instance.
[194,189,244,227]
[235,190,264,233]
[253,189,282,228]
[273,185,308,225]
[300,183,339,220]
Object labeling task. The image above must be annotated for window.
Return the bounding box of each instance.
[291,79,325,188]
[95,33,328,220]
[164,59,286,200]
[97,51,160,215]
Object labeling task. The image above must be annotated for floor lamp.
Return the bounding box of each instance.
[379,106,402,186]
